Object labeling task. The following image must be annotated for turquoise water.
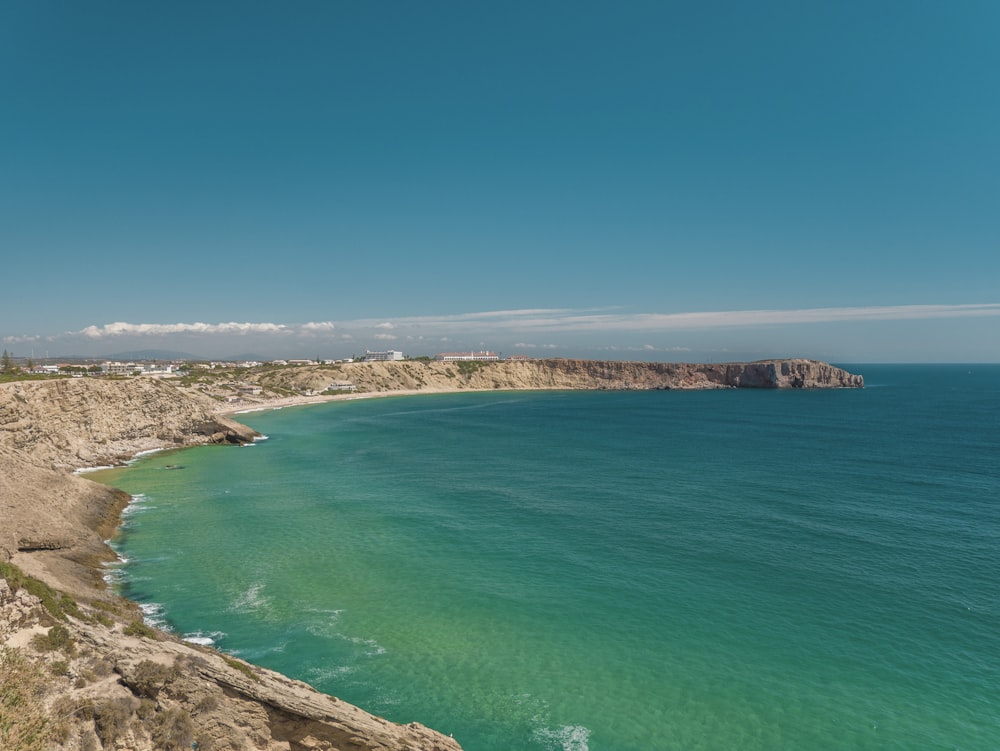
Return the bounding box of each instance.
[97,365,1000,750]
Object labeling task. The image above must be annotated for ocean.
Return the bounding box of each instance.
[93,365,1000,750]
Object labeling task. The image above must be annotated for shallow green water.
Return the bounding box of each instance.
[94,365,1000,750]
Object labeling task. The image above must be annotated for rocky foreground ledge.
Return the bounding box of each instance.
[0,359,861,750]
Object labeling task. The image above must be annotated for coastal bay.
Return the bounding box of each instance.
[2,358,865,750]
[103,367,1000,750]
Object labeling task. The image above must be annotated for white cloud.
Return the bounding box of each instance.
[47,304,1000,348]
[2,334,41,345]
[9,303,998,359]
[77,321,293,338]
[301,321,336,333]
[337,303,1000,336]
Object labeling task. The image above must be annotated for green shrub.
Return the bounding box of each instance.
[150,707,194,751]
[0,648,51,751]
[194,694,219,713]
[222,655,260,682]
[49,659,70,676]
[58,593,84,621]
[136,698,156,720]
[32,624,75,654]
[94,698,132,746]
[129,660,178,698]
[123,620,159,639]
[0,562,73,621]
[89,598,121,614]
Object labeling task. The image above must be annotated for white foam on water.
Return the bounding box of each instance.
[101,543,131,585]
[125,449,163,465]
[120,493,150,516]
[229,582,270,614]
[304,609,345,638]
[229,641,288,660]
[533,724,591,751]
[253,434,270,441]
[74,464,117,474]
[307,664,357,684]
[139,602,169,630]
[183,630,226,647]
[101,566,126,586]
[340,634,386,657]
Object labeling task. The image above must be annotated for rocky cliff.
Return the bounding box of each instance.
[0,377,257,471]
[251,358,863,395]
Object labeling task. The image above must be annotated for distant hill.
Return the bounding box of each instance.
[104,349,200,361]
[222,353,272,363]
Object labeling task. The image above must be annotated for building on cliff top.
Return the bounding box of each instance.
[363,350,405,361]
[435,351,500,362]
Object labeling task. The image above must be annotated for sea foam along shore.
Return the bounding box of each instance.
[0,375,465,751]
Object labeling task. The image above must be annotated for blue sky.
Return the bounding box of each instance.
[2,2,998,362]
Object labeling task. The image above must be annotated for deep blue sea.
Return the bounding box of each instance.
[93,365,1000,750]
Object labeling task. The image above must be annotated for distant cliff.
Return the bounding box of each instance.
[252,357,864,394]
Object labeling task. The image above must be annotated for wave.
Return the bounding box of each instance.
[139,602,169,630]
[101,564,127,586]
[126,448,165,465]
[101,543,130,585]
[183,630,227,647]
[74,464,117,474]
[120,493,152,516]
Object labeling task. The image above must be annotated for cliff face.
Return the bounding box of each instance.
[0,377,257,471]
[260,358,863,393]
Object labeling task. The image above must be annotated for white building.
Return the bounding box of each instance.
[363,350,404,362]
[103,361,140,376]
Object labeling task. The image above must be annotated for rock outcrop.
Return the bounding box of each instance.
[0,377,256,471]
